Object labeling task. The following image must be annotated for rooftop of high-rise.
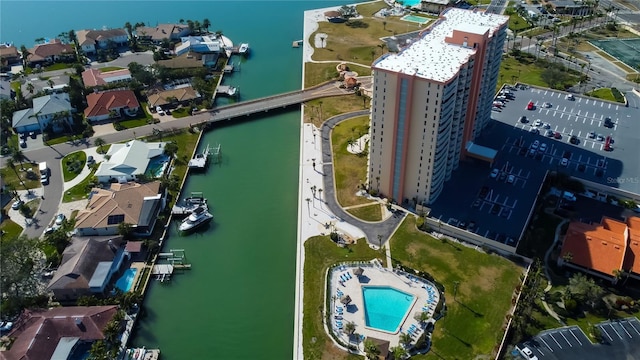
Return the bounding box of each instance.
[373,8,508,83]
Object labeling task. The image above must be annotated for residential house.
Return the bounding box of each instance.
[82,68,132,87]
[84,90,140,123]
[46,235,126,302]
[0,305,119,360]
[147,85,200,108]
[76,28,128,54]
[21,73,70,98]
[173,35,222,66]
[94,140,168,183]
[12,93,74,134]
[136,23,191,43]
[74,181,165,237]
[27,39,75,66]
[0,44,20,67]
[559,216,640,282]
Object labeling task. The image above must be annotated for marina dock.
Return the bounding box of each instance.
[292,40,303,48]
[188,144,211,170]
[216,85,239,98]
[224,43,250,57]
[153,249,192,282]
[171,191,208,216]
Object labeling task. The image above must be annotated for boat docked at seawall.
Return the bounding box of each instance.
[238,43,249,56]
[171,192,208,216]
[178,205,213,232]
[188,144,210,170]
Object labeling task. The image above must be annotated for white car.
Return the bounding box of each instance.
[565,94,575,100]
[507,174,515,184]
[542,102,551,108]
[519,346,538,360]
[490,168,500,178]
[531,140,540,149]
[55,213,66,226]
[0,321,13,333]
[560,158,569,167]
[156,106,165,116]
[539,143,547,152]
[11,199,23,210]
[533,119,542,127]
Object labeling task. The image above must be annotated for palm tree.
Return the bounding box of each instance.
[363,338,380,359]
[194,20,202,35]
[202,18,211,34]
[391,345,408,359]
[47,79,55,89]
[19,45,30,68]
[124,22,133,38]
[179,19,185,24]
[399,332,413,347]
[35,37,45,44]
[305,198,311,215]
[6,158,29,191]
[94,137,106,153]
[414,311,429,323]
[344,321,356,334]
[26,82,34,94]
[187,20,195,33]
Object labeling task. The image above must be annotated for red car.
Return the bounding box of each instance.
[527,101,535,110]
[604,136,612,151]
[554,132,562,139]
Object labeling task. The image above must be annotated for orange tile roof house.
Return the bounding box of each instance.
[76,28,128,54]
[27,39,75,65]
[136,23,191,43]
[84,90,140,122]
[0,306,118,360]
[559,216,640,282]
[82,68,132,87]
[46,235,125,302]
[74,181,165,237]
[0,44,20,66]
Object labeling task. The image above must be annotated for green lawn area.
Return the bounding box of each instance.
[303,92,369,128]
[509,15,532,32]
[62,168,96,203]
[171,107,191,118]
[61,151,87,182]
[304,62,372,88]
[303,236,383,360]
[346,203,382,222]
[0,163,42,191]
[98,66,125,72]
[391,216,523,360]
[117,102,154,130]
[331,115,371,208]
[497,56,580,91]
[0,219,22,241]
[43,63,75,71]
[585,88,625,103]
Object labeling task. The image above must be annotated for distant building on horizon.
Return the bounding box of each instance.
[367,8,508,206]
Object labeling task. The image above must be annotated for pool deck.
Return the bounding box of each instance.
[329,265,440,349]
[129,262,145,292]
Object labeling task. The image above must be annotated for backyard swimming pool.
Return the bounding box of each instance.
[145,155,170,178]
[362,286,414,333]
[402,14,430,24]
[115,268,137,293]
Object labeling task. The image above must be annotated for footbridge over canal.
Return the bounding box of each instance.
[204,77,371,123]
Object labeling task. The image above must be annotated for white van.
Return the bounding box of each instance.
[39,162,49,185]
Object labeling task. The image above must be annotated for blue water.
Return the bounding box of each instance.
[402,14,430,24]
[362,286,414,332]
[115,268,137,293]
[145,154,169,177]
[403,0,422,7]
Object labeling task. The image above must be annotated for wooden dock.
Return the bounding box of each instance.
[292,40,303,48]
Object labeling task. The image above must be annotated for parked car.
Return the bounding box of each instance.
[543,123,551,129]
[560,158,569,166]
[519,116,528,123]
[588,131,596,139]
[554,132,562,139]
[539,143,547,152]
[565,94,575,100]
[527,101,535,110]
[19,139,27,148]
[0,321,13,333]
[545,129,554,137]
[490,168,500,178]
[604,117,613,128]
[533,119,542,127]
[11,199,23,210]
[531,140,540,149]
[570,135,579,144]
[29,131,36,139]
[519,346,538,360]
[155,106,165,116]
[55,213,66,226]
[529,127,539,134]
[596,134,605,141]
[507,174,515,184]
[542,102,552,108]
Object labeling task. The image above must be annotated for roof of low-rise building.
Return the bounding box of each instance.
[0,44,19,58]
[12,93,73,128]
[0,305,118,360]
[136,24,190,41]
[94,140,166,179]
[624,216,640,275]
[147,86,200,107]
[47,236,123,293]
[75,181,162,230]
[28,39,74,62]
[76,28,128,46]
[560,217,628,277]
[82,68,132,87]
[373,8,508,83]
[84,90,140,118]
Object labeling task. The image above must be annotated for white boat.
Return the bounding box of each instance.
[238,43,249,55]
[178,205,213,232]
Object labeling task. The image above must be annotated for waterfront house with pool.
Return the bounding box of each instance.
[74,181,165,237]
[94,139,168,183]
[46,235,126,302]
[328,262,442,354]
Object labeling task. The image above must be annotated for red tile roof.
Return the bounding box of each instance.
[82,68,131,87]
[560,218,628,277]
[624,216,640,275]
[84,90,140,118]
[0,306,118,360]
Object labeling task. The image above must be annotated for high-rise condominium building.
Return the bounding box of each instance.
[368,8,508,206]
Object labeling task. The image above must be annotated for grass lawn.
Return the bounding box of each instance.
[44,63,74,71]
[62,168,97,203]
[304,62,372,88]
[61,151,87,182]
[118,118,149,129]
[171,107,191,118]
[391,216,523,360]
[331,115,371,207]
[303,236,383,360]
[98,66,125,72]
[1,163,42,191]
[304,93,369,128]
[585,88,617,102]
[497,56,580,91]
[0,219,22,241]
[44,134,73,146]
[509,15,532,32]
[346,203,382,222]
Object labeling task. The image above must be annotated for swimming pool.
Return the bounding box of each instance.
[402,14,430,24]
[401,0,422,7]
[115,268,137,293]
[362,286,414,333]
[145,154,170,178]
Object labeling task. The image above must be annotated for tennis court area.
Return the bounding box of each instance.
[589,38,640,71]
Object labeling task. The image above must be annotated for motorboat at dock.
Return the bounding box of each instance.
[178,205,213,232]
[171,192,208,216]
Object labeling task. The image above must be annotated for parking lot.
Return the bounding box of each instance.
[519,318,640,360]
[428,84,640,250]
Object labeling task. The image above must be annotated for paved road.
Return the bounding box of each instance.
[7,80,361,239]
[319,110,405,246]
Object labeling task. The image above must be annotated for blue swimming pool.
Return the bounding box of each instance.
[402,14,430,24]
[115,268,137,293]
[145,154,170,178]
[362,286,414,333]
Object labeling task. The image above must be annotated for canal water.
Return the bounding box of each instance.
[1,1,357,358]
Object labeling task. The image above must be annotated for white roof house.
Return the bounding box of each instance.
[95,140,167,182]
